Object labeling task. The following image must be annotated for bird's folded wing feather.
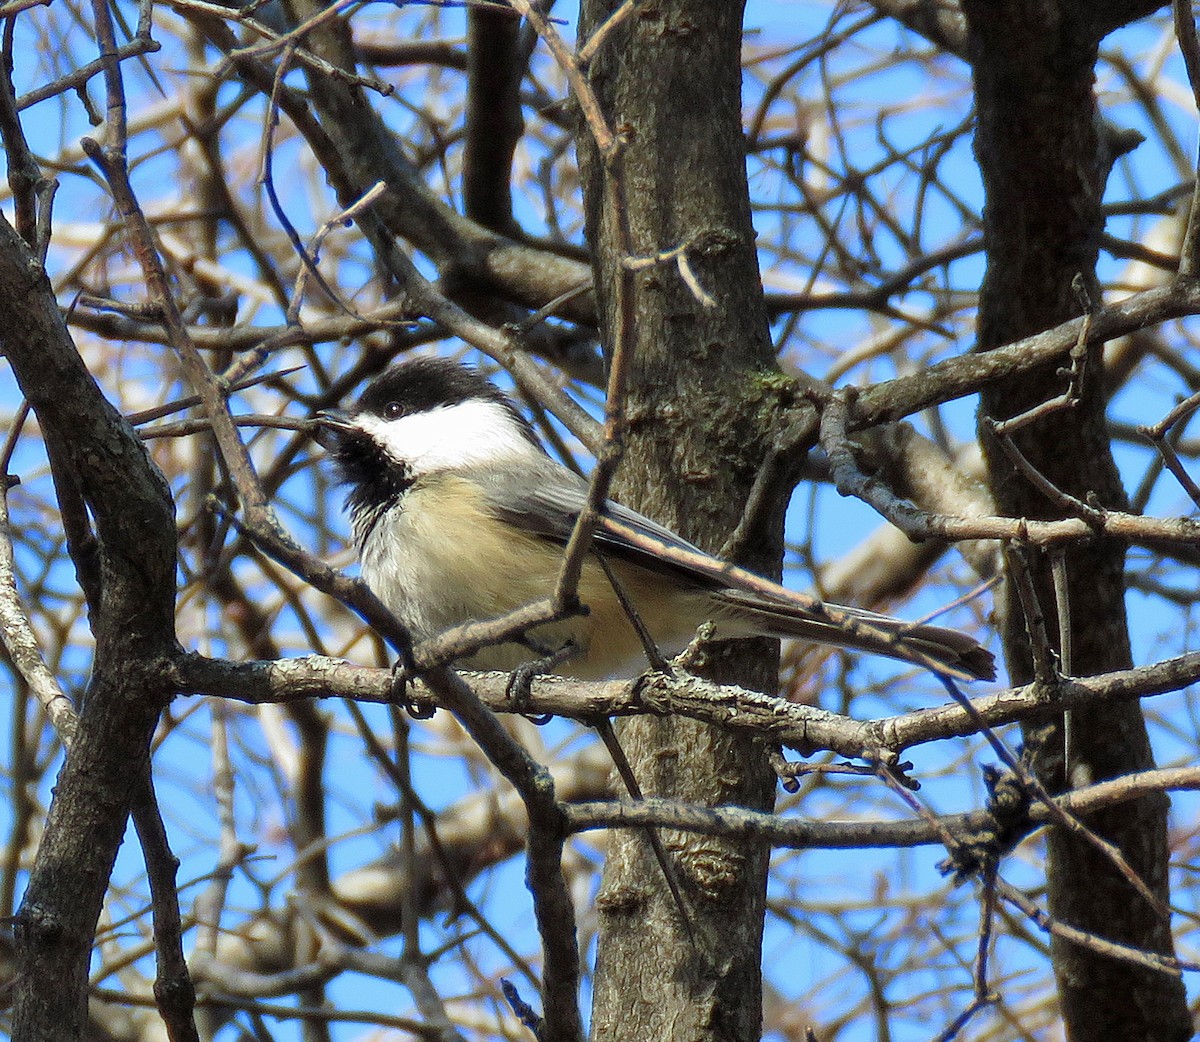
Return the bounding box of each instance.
[472,459,726,589]
[469,460,995,681]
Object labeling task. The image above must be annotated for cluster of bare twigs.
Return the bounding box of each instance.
[0,2,1199,1041]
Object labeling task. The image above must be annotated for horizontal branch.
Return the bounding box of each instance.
[821,385,1200,549]
[565,765,1200,848]
[854,279,1200,427]
[174,647,1200,761]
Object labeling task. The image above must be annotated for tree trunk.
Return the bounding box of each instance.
[962,3,1190,1039]
[576,2,782,1039]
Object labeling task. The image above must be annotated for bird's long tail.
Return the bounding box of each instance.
[596,514,995,681]
[714,589,996,681]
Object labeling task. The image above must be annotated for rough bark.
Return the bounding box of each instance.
[0,218,179,1042]
[575,3,785,1040]
[961,3,1190,1039]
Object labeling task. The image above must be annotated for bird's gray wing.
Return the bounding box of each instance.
[467,457,726,591]
[466,458,996,681]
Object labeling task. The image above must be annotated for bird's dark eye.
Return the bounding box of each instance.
[383,402,404,419]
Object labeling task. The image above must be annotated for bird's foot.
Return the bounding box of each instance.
[506,639,579,724]
[390,659,436,719]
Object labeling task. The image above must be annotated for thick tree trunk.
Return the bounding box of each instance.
[0,218,180,1042]
[962,3,1190,1039]
[575,3,781,1039]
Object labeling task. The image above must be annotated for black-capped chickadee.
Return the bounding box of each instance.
[316,357,995,682]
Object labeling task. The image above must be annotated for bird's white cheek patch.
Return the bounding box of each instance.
[358,400,535,472]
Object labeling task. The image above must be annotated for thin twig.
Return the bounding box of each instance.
[932,673,1169,921]
[997,876,1189,976]
[1005,540,1058,686]
[1138,389,1200,509]
[1172,0,1200,275]
[131,774,201,1042]
[0,480,78,745]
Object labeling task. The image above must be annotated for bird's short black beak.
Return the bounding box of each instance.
[312,408,356,450]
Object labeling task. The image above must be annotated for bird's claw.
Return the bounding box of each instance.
[390,659,435,719]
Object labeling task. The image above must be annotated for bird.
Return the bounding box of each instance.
[315,356,995,683]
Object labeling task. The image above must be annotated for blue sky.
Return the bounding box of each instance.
[3,2,1199,1040]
